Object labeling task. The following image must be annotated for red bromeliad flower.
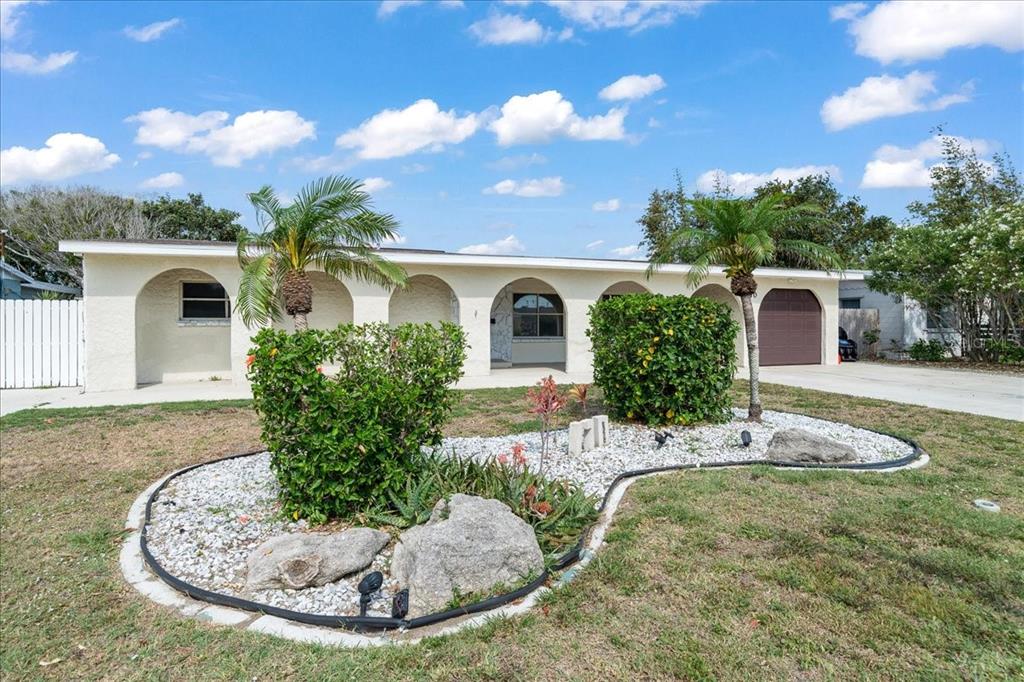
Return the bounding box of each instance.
[246,354,255,368]
[532,500,553,516]
[497,453,510,465]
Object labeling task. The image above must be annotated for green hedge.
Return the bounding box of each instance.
[587,293,738,426]
[247,322,466,522]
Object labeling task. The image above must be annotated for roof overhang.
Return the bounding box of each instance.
[58,239,862,281]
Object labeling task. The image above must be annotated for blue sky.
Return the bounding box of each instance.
[1,1,1022,258]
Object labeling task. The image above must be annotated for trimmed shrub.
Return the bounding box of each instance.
[908,339,946,362]
[983,339,1024,365]
[588,293,738,426]
[247,322,467,522]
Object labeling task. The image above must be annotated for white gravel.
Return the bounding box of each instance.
[145,410,913,616]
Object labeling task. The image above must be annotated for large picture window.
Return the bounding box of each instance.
[181,282,230,320]
[513,293,563,338]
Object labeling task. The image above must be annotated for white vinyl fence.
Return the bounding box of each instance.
[1,299,84,388]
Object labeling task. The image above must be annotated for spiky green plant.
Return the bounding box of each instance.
[648,192,843,420]
[236,176,407,330]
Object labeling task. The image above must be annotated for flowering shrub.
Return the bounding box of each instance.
[527,376,566,472]
[247,322,466,522]
[588,293,738,426]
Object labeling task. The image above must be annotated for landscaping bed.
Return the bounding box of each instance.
[142,409,914,622]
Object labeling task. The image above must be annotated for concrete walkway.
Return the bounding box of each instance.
[3,363,1019,421]
[760,362,1023,422]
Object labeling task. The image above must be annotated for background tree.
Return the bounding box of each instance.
[141,193,243,241]
[648,194,842,420]
[0,186,158,288]
[868,132,1023,359]
[638,171,710,263]
[236,176,407,331]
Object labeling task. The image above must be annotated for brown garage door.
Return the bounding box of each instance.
[758,289,821,366]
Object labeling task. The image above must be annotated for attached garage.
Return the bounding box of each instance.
[758,289,822,366]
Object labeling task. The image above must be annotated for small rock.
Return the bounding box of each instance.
[766,428,857,463]
[390,494,544,617]
[246,528,389,591]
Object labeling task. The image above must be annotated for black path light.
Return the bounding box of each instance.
[741,430,752,447]
[654,430,674,448]
[358,570,384,618]
[392,588,410,619]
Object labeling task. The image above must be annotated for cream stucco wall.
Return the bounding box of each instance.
[275,271,354,332]
[76,248,841,392]
[389,275,458,326]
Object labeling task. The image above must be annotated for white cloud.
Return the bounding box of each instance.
[861,134,993,188]
[123,18,181,42]
[458,234,526,255]
[599,73,666,101]
[546,0,711,32]
[610,244,642,258]
[696,165,842,195]
[592,198,621,212]
[486,153,547,170]
[379,234,408,246]
[1,132,120,183]
[378,0,463,18]
[140,171,184,189]
[401,162,429,174]
[489,90,626,145]
[1,50,76,74]
[828,3,866,22]
[585,239,605,250]
[647,117,661,128]
[126,108,316,167]
[483,176,565,197]
[469,13,547,45]
[361,176,392,193]
[835,1,1024,64]
[336,99,480,160]
[821,71,971,131]
[1,0,31,40]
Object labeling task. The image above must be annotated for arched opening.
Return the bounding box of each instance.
[490,277,566,369]
[389,274,459,326]
[692,284,747,368]
[135,268,232,385]
[599,280,650,300]
[274,271,354,332]
[758,288,823,365]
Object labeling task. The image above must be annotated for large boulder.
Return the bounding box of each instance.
[390,494,544,617]
[246,527,389,591]
[766,428,858,463]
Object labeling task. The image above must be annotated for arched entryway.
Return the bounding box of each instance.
[490,277,566,369]
[599,280,649,300]
[275,271,354,332]
[758,288,823,365]
[389,274,459,326]
[692,283,746,367]
[135,268,232,385]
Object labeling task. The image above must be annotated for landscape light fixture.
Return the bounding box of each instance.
[358,570,384,617]
[654,430,674,448]
[741,430,752,448]
[392,588,410,619]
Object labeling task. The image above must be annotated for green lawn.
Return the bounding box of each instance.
[1,383,1021,680]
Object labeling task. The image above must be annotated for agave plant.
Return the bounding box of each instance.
[236,176,407,330]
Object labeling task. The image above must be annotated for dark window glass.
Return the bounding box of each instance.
[538,315,562,337]
[513,315,538,336]
[182,299,229,319]
[511,291,564,338]
[513,294,537,311]
[839,298,861,310]
[183,282,227,299]
[536,295,562,313]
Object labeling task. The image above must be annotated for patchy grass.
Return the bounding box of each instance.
[868,357,1024,376]
[1,383,1022,680]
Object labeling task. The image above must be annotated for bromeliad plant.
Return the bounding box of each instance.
[236,176,407,331]
[527,376,566,474]
[568,383,591,418]
[247,322,467,522]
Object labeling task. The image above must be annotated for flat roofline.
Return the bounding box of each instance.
[59,238,862,280]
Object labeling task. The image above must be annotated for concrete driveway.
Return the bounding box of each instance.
[760,362,1024,421]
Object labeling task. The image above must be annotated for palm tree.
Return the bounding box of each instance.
[649,193,843,421]
[236,176,407,330]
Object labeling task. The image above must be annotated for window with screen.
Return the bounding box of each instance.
[181,282,230,320]
[512,293,564,338]
[839,298,861,309]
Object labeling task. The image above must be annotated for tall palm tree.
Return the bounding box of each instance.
[649,193,843,420]
[236,176,407,330]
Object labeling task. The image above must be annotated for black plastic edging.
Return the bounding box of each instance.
[138,419,926,634]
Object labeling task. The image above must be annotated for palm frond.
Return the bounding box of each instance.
[236,252,282,327]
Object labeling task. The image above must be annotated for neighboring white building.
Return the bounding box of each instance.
[59,239,853,393]
[839,277,958,355]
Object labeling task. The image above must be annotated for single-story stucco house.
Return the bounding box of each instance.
[839,277,960,356]
[58,239,856,393]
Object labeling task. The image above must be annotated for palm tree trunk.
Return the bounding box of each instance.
[739,293,762,421]
[293,312,309,331]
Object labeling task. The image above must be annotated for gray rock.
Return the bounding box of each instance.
[390,494,543,617]
[246,527,389,591]
[766,428,858,463]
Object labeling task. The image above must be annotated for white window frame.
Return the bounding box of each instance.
[180,281,231,321]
